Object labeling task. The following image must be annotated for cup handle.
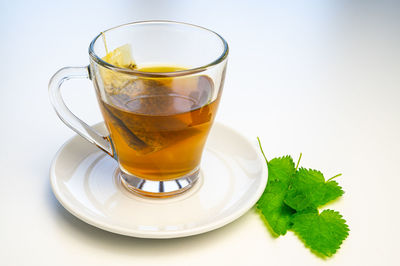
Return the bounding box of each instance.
[48,66,114,157]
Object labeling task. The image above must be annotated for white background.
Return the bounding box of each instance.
[1,0,399,265]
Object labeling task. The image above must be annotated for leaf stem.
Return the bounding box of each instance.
[295,153,303,171]
[327,173,342,182]
[257,137,268,164]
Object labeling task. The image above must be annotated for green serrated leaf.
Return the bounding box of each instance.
[284,168,344,211]
[256,156,296,235]
[292,209,350,257]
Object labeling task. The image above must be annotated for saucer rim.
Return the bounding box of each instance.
[50,122,268,239]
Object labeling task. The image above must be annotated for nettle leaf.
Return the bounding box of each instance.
[292,209,350,257]
[284,168,344,211]
[256,156,296,235]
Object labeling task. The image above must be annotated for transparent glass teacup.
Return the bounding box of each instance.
[49,21,228,198]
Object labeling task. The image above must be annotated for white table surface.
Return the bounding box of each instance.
[1,0,399,265]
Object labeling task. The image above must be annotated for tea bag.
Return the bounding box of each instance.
[102,77,209,154]
[100,43,213,155]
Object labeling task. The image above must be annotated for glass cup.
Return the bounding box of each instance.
[49,21,228,198]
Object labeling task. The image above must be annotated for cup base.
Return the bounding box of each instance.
[119,167,200,198]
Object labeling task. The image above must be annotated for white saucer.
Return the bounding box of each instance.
[50,122,267,238]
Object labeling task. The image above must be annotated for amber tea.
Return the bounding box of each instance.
[98,65,220,181]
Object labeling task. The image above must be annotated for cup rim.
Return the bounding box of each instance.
[88,20,229,77]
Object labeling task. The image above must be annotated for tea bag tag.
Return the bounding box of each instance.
[102,43,137,69]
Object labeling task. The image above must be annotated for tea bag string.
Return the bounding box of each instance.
[101,32,109,55]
